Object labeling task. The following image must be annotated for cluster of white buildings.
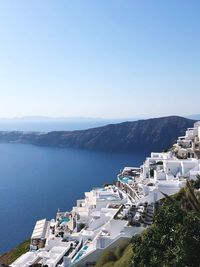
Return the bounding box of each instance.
[174,121,200,159]
[11,122,200,267]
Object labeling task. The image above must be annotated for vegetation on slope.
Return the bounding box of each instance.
[95,240,132,267]
[131,177,200,267]
[95,177,200,267]
[0,239,30,266]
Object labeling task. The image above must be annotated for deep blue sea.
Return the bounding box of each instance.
[0,143,146,253]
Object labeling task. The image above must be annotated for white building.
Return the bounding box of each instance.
[175,121,200,158]
[11,186,144,267]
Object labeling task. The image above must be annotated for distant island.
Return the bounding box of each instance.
[0,116,195,152]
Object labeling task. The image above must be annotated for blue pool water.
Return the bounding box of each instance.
[74,251,83,262]
[74,245,89,262]
[118,176,133,184]
[0,143,146,253]
[61,217,70,223]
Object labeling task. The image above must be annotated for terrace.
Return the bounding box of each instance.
[127,202,154,227]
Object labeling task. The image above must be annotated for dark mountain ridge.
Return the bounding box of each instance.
[0,116,195,152]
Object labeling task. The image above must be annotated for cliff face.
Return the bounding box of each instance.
[0,116,195,152]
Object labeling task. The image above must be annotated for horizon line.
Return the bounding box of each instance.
[0,114,197,121]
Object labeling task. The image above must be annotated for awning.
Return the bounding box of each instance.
[31,219,47,239]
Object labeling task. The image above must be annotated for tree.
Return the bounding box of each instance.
[131,184,200,267]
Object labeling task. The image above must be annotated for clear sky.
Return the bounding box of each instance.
[0,0,199,119]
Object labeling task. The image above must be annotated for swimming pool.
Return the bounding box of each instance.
[60,217,70,223]
[118,176,133,184]
[74,251,83,262]
[74,244,89,262]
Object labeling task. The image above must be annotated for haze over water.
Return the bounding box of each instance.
[0,120,118,132]
[0,143,146,253]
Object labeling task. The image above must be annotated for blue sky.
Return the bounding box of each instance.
[0,0,199,119]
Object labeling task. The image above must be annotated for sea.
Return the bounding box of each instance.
[0,121,147,253]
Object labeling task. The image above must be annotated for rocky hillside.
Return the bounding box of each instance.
[0,116,195,152]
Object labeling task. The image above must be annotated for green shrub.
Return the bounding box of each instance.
[95,250,117,267]
[131,201,200,267]
[114,240,129,259]
[95,241,131,267]
[114,244,133,267]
